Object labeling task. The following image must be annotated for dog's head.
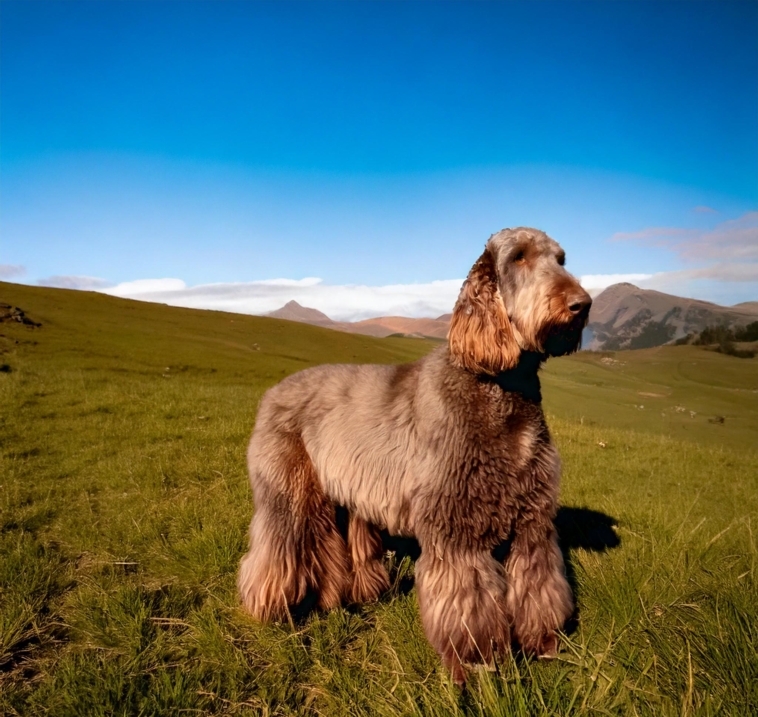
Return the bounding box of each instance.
[449,227,591,375]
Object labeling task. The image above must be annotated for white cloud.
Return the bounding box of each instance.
[104,278,188,295]
[643,263,758,288]
[0,264,26,279]
[577,264,757,306]
[32,208,758,318]
[97,277,464,321]
[252,277,323,287]
[579,273,654,297]
[37,275,112,290]
[693,205,718,214]
[582,263,757,296]
[610,212,758,262]
[601,212,758,304]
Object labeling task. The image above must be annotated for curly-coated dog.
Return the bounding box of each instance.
[238,227,592,683]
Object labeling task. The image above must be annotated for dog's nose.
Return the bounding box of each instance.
[566,288,592,316]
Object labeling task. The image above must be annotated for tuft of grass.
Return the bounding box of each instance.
[1,281,757,715]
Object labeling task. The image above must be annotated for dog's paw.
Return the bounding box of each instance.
[535,631,559,658]
[517,629,560,658]
[349,561,390,604]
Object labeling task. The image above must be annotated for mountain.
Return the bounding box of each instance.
[267,287,758,350]
[584,283,758,351]
[266,300,339,328]
[265,301,449,339]
[350,315,450,339]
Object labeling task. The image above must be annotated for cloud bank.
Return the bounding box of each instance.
[99,276,464,321]
[101,271,722,320]
[578,273,654,297]
[38,262,753,323]
[36,275,113,290]
[611,211,758,264]
[29,211,755,319]
[605,211,758,302]
[0,264,26,279]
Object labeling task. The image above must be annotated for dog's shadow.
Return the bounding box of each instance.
[292,505,620,623]
[382,504,619,588]
[384,506,622,637]
[554,505,621,554]
[552,506,621,633]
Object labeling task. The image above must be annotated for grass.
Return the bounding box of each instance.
[1,280,757,716]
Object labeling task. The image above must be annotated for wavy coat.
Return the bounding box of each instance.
[238,227,592,683]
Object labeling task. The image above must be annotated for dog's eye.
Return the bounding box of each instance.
[513,251,526,265]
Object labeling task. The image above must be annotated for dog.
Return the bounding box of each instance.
[238,227,592,684]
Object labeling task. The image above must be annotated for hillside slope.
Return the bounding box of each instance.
[0,282,434,386]
[3,280,755,450]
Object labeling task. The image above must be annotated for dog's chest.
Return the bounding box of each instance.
[421,388,555,546]
[474,384,544,453]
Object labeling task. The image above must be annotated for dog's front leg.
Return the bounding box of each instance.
[415,548,510,685]
[504,516,573,656]
[347,514,390,603]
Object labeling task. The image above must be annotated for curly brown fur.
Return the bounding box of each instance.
[238,227,591,684]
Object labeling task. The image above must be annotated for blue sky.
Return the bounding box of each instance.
[2,0,757,318]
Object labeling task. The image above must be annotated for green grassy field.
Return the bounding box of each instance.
[1,281,757,716]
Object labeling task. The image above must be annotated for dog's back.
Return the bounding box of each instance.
[248,354,432,535]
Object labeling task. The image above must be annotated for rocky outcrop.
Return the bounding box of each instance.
[0,303,41,327]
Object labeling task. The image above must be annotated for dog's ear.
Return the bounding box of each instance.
[448,247,520,375]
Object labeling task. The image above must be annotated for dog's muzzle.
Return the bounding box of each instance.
[543,289,592,356]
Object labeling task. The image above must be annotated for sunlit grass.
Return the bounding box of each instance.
[1,281,756,715]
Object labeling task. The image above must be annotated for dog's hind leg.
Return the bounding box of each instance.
[238,488,302,621]
[347,514,390,604]
[415,549,511,685]
[238,434,349,620]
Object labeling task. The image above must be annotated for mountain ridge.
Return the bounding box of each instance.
[265,301,450,339]
[265,286,758,349]
[584,283,758,350]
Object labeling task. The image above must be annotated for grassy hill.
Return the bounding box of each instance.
[541,345,758,451]
[1,281,756,716]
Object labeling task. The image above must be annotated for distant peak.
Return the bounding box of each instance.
[266,300,333,324]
